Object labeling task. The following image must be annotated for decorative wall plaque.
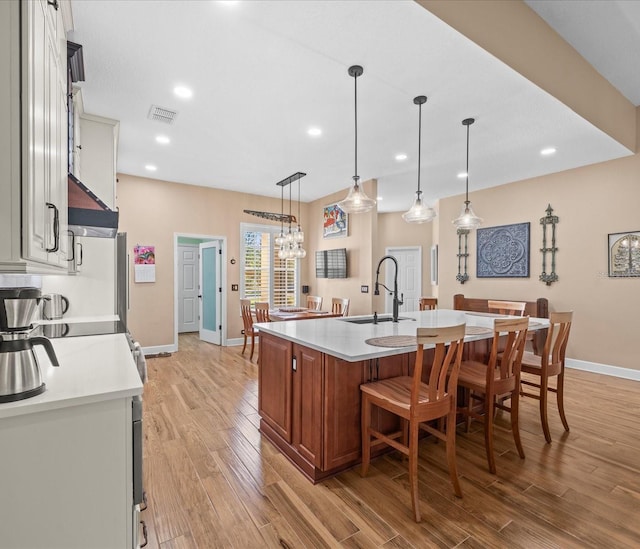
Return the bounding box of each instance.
[456,229,469,284]
[608,231,640,277]
[540,204,559,285]
[477,222,530,278]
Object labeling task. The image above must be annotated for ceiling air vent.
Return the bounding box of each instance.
[148,105,178,124]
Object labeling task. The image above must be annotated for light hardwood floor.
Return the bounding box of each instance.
[141,333,640,548]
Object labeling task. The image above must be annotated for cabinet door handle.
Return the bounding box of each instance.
[47,0,59,10]
[139,520,148,548]
[77,242,83,266]
[66,230,75,262]
[292,356,297,371]
[46,202,59,253]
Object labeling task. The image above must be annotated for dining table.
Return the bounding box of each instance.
[267,307,344,321]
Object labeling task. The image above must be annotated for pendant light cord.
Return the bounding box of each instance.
[417,101,422,195]
[280,185,284,233]
[297,180,301,224]
[354,72,358,182]
[465,122,470,205]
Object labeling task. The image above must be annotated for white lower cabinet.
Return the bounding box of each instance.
[0,398,136,548]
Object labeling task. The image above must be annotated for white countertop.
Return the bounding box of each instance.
[255,309,549,362]
[0,332,143,420]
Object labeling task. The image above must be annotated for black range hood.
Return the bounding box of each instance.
[68,173,119,238]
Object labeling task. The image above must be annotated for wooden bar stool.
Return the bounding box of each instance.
[254,302,271,323]
[419,297,438,310]
[520,311,573,443]
[487,300,526,316]
[361,323,466,522]
[457,317,529,474]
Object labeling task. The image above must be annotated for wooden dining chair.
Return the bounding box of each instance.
[457,317,529,474]
[306,295,323,311]
[419,297,438,311]
[487,300,526,316]
[240,299,258,360]
[361,323,466,522]
[254,302,271,323]
[520,311,573,443]
[331,297,350,316]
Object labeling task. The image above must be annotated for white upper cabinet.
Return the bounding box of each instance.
[0,0,70,273]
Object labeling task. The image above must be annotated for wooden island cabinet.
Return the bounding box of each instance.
[259,331,414,481]
[256,310,548,483]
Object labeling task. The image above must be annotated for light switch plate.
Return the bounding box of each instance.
[361,285,369,293]
[231,284,239,291]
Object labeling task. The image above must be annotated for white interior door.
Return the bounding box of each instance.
[199,241,222,345]
[385,247,422,313]
[178,244,199,332]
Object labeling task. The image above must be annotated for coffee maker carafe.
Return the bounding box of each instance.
[0,287,60,403]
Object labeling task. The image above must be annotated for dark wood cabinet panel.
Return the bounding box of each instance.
[323,355,367,471]
[258,332,293,443]
[292,344,323,468]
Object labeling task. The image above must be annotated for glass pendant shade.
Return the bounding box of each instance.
[274,232,285,246]
[338,177,376,214]
[403,95,435,224]
[452,201,483,230]
[293,226,304,243]
[452,117,481,230]
[402,192,436,223]
[339,65,376,215]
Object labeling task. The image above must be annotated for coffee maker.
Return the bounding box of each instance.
[0,287,59,403]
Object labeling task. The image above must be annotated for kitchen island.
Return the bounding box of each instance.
[256,309,547,482]
[0,331,143,548]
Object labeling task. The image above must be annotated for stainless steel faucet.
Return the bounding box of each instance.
[374,255,403,322]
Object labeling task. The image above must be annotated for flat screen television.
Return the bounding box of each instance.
[315,248,348,279]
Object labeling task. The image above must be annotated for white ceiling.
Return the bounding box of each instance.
[69,0,637,213]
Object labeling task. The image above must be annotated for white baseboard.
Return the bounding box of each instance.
[226,337,249,347]
[142,343,177,356]
[565,358,640,381]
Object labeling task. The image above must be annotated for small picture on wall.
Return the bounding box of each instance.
[477,222,530,278]
[323,203,348,238]
[608,231,640,277]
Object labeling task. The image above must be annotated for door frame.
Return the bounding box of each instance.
[173,232,227,350]
[384,246,422,313]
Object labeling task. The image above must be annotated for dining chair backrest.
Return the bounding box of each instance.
[331,297,350,316]
[543,311,573,366]
[306,295,323,311]
[413,323,466,407]
[488,300,526,317]
[490,317,529,387]
[254,302,271,323]
[419,297,438,311]
[240,299,254,332]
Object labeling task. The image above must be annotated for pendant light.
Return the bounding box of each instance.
[402,95,436,223]
[293,178,306,258]
[337,65,376,214]
[452,118,483,230]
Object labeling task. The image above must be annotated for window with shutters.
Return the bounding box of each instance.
[241,223,299,307]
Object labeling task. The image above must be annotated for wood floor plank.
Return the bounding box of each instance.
[140,335,640,548]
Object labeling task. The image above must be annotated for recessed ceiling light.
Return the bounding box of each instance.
[155,135,170,145]
[541,147,556,156]
[376,196,383,201]
[395,154,408,161]
[145,165,157,172]
[307,127,322,137]
[217,0,239,5]
[457,172,467,179]
[173,86,193,99]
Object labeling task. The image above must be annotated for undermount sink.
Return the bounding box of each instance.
[340,315,415,324]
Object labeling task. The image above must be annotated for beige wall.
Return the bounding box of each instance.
[117,174,310,347]
[306,181,377,316]
[436,115,640,371]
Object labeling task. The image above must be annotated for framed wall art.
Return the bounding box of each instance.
[323,203,348,239]
[477,222,530,278]
[608,231,640,277]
